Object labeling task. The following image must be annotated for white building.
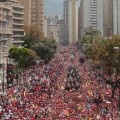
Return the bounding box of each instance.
[80,0,104,36]
[10,0,24,46]
[63,0,78,45]
[113,0,120,35]
[44,16,48,37]
[48,14,60,25]
[57,20,64,44]
[0,0,25,46]
[44,15,64,43]
[0,2,12,83]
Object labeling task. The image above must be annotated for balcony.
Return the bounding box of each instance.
[2,38,8,41]
[11,4,24,9]
[13,10,24,15]
[13,34,24,38]
[13,29,24,32]
[13,16,24,20]
[6,13,12,16]
[12,40,24,44]
[3,29,12,34]
[1,18,7,21]
[13,22,24,26]
[0,29,12,34]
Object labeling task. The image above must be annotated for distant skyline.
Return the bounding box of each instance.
[45,0,80,18]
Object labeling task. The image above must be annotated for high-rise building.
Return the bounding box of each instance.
[57,20,64,44]
[48,14,60,25]
[18,0,44,33]
[0,0,25,46]
[11,0,24,45]
[103,0,113,37]
[78,0,83,39]
[80,0,104,36]
[17,0,31,27]
[113,0,120,35]
[63,0,78,45]
[44,15,64,44]
[0,2,12,82]
[44,16,48,37]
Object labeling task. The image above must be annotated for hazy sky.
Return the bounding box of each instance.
[45,0,80,18]
[45,0,64,17]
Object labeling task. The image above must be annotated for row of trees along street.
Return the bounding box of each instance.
[9,26,57,69]
[80,27,120,110]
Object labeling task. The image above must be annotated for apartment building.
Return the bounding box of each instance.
[63,0,78,45]
[18,0,44,33]
[80,0,104,36]
[44,15,64,43]
[11,0,24,45]
[57,20,64,44]
[78,0,83,39]
[0,0,25,46]
[113,0,120,35]
[103,0,113,37]
[0,2,12,82]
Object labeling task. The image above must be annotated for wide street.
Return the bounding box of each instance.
[0,45,119,119]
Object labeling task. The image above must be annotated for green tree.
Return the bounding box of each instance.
[9,46,37,68]
[23,37,57,64]
[22,26,57,63]
[32,39,57,63]
[22,25,44,48]
[82,27,101,44]
[85,35,120,110]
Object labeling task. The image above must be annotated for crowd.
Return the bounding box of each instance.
[0,45,119,120]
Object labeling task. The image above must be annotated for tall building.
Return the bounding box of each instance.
[80,0,104,36]
[44,16,48,37]
[11,0,24,45]
[44,15,64,43]
[103,0,113,37]
[0,0,25,46]
[63,0,78,45]
[57,20,64,44]
[0,2,12,82]
[78,0,83,39]
[113,0,120,35]
[48,14,60,24]
[18,0,44,33]
[49,24,60,42]
[17,0,31,27]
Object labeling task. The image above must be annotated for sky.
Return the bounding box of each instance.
[45,0,80,18]
[45,0,64,17]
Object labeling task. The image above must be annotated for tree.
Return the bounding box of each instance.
[9,46,38,68]
[82,27,101,44]
[84,35,120,110]
[22,26,44,48]
[32,39,57,63]
[22,26,57,64]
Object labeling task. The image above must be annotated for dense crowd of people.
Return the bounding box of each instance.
[0,45,119,120]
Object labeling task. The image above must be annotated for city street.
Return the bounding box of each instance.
[0,0,120,119]
[0,45,119,119]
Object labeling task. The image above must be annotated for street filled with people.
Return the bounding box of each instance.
[0,45,119,119]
